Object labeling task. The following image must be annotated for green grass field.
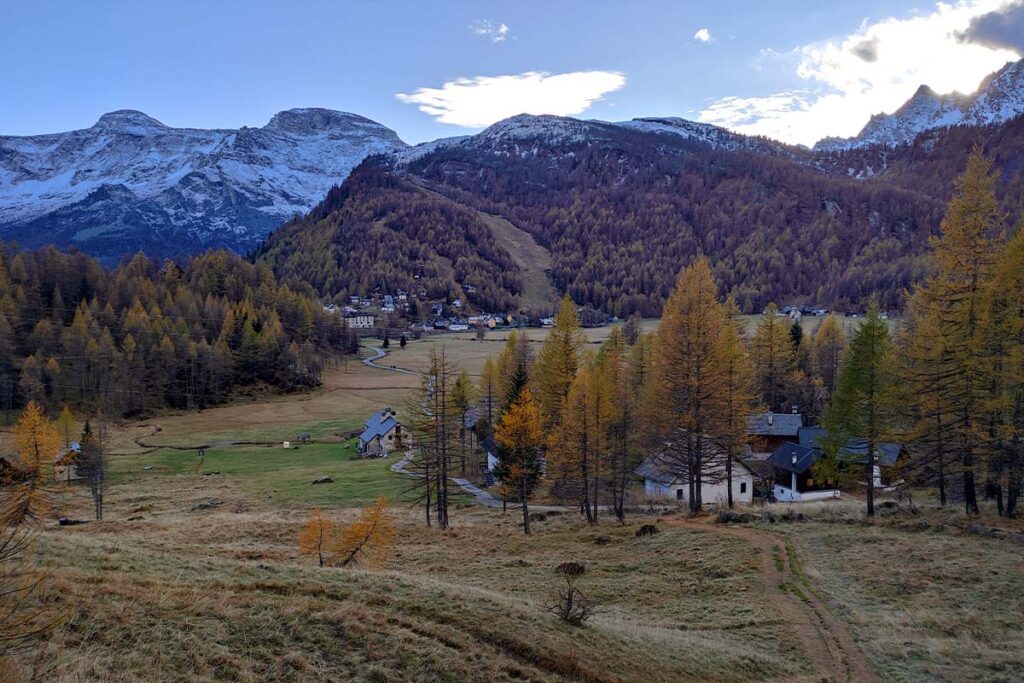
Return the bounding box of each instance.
[108,441,420,507]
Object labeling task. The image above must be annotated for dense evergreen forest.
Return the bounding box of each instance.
[0,246,354,417]
[263,116,1024,317]
[257,166,523,312]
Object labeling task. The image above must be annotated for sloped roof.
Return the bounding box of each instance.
[839,439,904,467]
[635,439,755,485]
[364,408,396,431]
[356,413,395,446]
[799,428,903,466]
[747,413,803,437]
[767,442,823,475]
[798,427,827,449]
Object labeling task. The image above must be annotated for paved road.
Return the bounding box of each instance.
[361,345,417,375]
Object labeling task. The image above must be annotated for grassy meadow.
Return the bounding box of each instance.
[4,317,1022,683]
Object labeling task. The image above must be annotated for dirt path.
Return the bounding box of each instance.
[663,517,880,683]
[361,344,418,375]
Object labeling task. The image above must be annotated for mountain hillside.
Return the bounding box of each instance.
[263,114,965,315]
[0,108,407,261]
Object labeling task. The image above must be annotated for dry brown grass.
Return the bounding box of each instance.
[774,516,1024,682]
[10,474,814,682]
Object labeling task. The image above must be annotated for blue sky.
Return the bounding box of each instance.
[1,1,1022,145]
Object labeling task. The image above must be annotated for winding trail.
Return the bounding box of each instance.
[662,517,880,683]
[361,345,417,375]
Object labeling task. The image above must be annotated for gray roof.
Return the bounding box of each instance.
[767,442,822,474]
[360,409,398,444]
[359,417,397,444]
[747,413,803,437]
[799,428,903,466]
[635,439,754,485]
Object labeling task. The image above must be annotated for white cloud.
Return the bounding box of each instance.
[470,20,511,43]
[694,28,714,43]
[699,0,1022,146]
[396,71,627,128]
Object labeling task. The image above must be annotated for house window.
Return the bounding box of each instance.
[676,489,684,500]
[740,482,747,494]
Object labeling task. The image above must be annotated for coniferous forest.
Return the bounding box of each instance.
[262,117,1024,318]
[0,246,355,418]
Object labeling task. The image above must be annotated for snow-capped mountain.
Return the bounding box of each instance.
[394,113,794,168]
[815,58,1024,152]
[0,108,407,260]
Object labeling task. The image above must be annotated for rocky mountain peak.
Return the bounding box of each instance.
[264,108,386,135]
[93,109,166,130]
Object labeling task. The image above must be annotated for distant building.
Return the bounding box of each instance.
[345,312,375,329]
[635,436,755,506]
[53,441,83,482]
[767,427,905,501]
[358,408,404,457]
[747,412,803,456]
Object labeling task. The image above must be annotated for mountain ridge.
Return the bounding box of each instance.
[814,57,1024,152]
[0,108,407,261]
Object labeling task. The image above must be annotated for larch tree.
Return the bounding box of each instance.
[479,356,499,431]
[298,508,335,567]
[331,497,395,567]
[903,150,1005,514]
[983,227,1024,517]
[549,358,610,523]
[751,304,795,412]
[717,296,756,509]
[451,369,476,477]
[812,313,847,395]
[56,405,75,449]
[821,303,896,517]
[532,296,586,428]
[601,327,642,521]
[405,347,459,529]
[496,330,533,411]
[650,257,732,512]
[1,402,62,658]
[77,420,106,520]
[494,389,545,534]
[894,313,957,507]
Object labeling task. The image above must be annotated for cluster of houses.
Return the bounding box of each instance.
[636,411,905,507]
[355,400,899,509]
[775,305,889,320]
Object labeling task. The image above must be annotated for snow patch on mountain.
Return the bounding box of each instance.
[0,108,407,258]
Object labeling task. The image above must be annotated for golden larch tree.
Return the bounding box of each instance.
[494,389,545,534]
[298,508,335,567]
[532,296,585,428]
[331,497,395,567]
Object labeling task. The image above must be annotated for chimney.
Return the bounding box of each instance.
[767,414,774,426]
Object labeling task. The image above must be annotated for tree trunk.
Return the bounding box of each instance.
[865,441,875,517]
[726,456,734,509]
[521,478,530,535]
[964,447,980,515]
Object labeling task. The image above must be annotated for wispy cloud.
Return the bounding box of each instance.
[700,0,1022,146]
[470,20,511,43]
[694,28,714,43]
[396,71,626,128]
